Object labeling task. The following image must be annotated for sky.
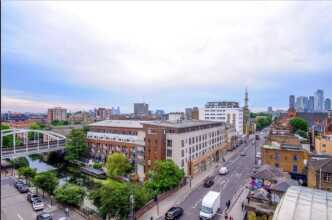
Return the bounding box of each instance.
[2,1,332,113]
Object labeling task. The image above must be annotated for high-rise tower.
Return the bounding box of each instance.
[243,87,251,135]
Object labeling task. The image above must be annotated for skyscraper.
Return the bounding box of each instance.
[303,96,309,112]
[314,89,324,112]
[295,96,306,112]
[325,98,332,111]
[308,96,315,112]
[289,95,295,109]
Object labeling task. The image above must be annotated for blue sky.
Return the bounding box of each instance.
[2,1,332,113]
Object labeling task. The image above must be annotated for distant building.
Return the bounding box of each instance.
[168,112,185,121]
[185,108,193,120]
[200,101,243,135]
[47,107,67,122]
[268,106,273,114]
[308,96,315,112]
[134,103,149,115]
[95,108,112,121]
[295,96,307,112]
[325,98,331,112]
[192,107,199,120]
[314,89,324,112]
[111,106,121,115]
[155,109,165,116]
[289,95,295,109]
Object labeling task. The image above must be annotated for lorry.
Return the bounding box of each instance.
[199,191,221,219]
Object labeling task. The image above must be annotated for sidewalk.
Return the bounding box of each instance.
[220,186,249,220]
[138,147,243,220]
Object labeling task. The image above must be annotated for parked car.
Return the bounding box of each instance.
[32,199,44,211]
[165,206,184,220]
[203,176,215,188]
[36,213,53,220]
[15,180,25,189]
[219,166,228,175]
[17,184,29,193]
[240,152,247,156]
[27,193,41,203]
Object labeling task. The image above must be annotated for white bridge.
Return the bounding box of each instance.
[1,128,66,159]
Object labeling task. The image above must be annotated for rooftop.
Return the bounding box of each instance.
[273,186,332,220]
[205,101,240,108]
[308,158,332,173]
[89,120,149,128]
[263,142,305,152]
[141,120,224,129]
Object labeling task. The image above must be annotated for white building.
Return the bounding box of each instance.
[200,101,243,136]
[168,112,185,121]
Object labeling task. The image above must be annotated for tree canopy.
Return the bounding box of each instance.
[10,157,29,169]
[106,153,132,177]
[289,117,308,132]
[90,180,151,219]
[145,160,185,194]
[65,128,87,161]
[18,167,36,184]
[33,172,59,195]
[54,183,85,206]
[255,116,272,131]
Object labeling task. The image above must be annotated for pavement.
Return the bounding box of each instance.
[139,129,268,220]
[1,176,86,220]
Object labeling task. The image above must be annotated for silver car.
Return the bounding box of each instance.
[32,199,44,211]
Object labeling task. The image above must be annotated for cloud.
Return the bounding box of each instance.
[1,95,95,113]
[4,1,332,93]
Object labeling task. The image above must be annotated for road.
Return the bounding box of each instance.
[178,130,268,220]
[1,176,84,220]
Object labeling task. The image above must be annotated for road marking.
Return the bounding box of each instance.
[17,214,24,220]
[192,198,203,209]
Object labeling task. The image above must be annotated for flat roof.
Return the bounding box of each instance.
[89,120,149,128]
[141,120,224,129]
[273,186,332,220]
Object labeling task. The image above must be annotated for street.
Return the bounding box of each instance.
[1,176,84,220]
[177,131,268,220]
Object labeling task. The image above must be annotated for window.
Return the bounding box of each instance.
[293,155,298,161]
[181,150,184,157]
[323,173,332,182]
[275,152,280,160]
[181,159,184,167]
[275,163,279,168]
[292,165,298,173]
[167,139,172,147]
[167,149,172,157]
[181,140,185,147]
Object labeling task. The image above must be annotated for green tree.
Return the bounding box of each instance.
[145,160,185,194]
[18,167,36,185]
[93,162,103,169]
[90,181,150,219]
[10,157,29,169]
[106,153,132,177]
[28,122,42,141]
[255,116,272,131]
[54,183,86,206]
[65,129,87,161]
[289,117,308,132]
[1,124,24,147]
[296,129,308,139]
[33,172,59,196]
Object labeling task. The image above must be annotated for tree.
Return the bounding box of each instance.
[106,153,132,177]
[93,162,103,169]
[289,117,308,132]
[33,172,59,196]
[90,181,151,219]
[65,129,87,161]
[145,160,185,194]
[10,157,29,169]
[54,183,85,206]
[255,116,272,131]
[0,124,24,147]
[296,129,308,139]
[18,167,36,185]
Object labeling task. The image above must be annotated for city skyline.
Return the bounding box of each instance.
[2,1,332,113]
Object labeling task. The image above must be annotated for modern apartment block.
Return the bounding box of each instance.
[134,103,149,115]
[47,107,67,122]
[86,119,233,180]
[200,101,243,136]
[95,107,112,121]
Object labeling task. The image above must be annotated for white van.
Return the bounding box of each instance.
[199,191,220,219]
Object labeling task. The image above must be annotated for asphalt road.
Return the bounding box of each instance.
[178,130,268,220]
[1,176,80,220]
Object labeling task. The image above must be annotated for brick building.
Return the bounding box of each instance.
[307,158,332,191]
